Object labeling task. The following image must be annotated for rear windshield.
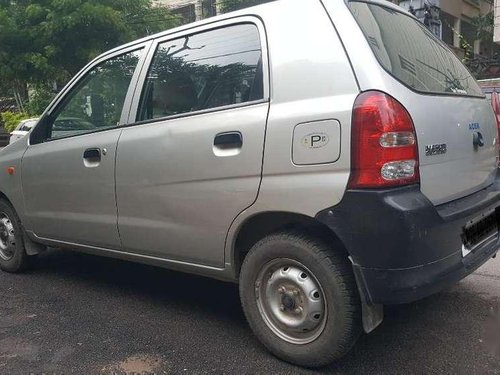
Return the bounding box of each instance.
[348,2,483,97]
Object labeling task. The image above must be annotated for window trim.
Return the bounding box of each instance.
[126,16,270,126]
[131,99,269,128]
[29,41,153,145]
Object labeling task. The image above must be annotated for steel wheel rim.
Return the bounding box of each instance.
[0,212,16,261]
[255,258,327,345]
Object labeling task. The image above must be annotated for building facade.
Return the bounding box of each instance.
[395,0,499,78]
[159,0,493,58]
[154,0,274,22]
[396,0,493,56]
[495,0,500,43]
[153,0,217,23]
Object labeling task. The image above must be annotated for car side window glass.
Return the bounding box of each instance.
[48,49,143,140]
[137,23,263,121]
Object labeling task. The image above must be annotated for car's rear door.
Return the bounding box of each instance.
[21,45,148,249]
[115,19,269,267]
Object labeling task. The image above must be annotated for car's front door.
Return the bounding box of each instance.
[22,46,146,249]
[115,20,269,267]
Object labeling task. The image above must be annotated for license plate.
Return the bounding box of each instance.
[461,208,500,257]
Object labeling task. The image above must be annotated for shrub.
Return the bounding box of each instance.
[25,85,56,116]
[0,111,32,133]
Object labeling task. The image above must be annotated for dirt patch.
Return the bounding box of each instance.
[0,336,40,366]
[483,307,500,358]
[102,354,166,374]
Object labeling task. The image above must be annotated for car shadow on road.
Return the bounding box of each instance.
[34,248,243,320]
[25,248,500,374]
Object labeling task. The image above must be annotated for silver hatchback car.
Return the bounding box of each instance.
[0,0,499,367]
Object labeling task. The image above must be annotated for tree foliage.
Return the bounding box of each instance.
[472,0,494,43]
[0,0,179,113]
[0,111,31,132]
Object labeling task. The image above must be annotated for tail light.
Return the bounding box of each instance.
[348,91,419,189]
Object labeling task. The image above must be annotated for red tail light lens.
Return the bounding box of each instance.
[348,91,420,189]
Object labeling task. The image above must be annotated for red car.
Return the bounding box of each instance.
[479,80,500,165]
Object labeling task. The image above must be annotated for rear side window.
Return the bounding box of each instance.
[138,23,263,121]
[349,2,483,97]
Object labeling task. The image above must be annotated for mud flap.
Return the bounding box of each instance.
[23,229,46,255]
[349,256,384,333]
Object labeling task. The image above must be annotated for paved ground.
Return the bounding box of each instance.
[0,249,499,374]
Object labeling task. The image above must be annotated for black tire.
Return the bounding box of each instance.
[0,199,32,273]
[239,230,361,367]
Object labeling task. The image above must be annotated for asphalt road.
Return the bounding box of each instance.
[0,248,499,374]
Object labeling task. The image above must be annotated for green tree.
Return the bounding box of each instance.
[0,0,179,114]
[473,0,494,43]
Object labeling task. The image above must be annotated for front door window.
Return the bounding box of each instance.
[47,49,143,140]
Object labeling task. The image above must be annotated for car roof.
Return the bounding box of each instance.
[93,1,274,60]
[20,118,39,124]
[90,0,414,64]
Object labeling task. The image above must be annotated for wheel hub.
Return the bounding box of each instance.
[256,259,327,345]
[0,213,16,261]
[281,292,296,311]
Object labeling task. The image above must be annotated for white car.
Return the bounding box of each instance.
[9,118,38,144]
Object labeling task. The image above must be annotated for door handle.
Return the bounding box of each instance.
[83,148,101,167]
[213,132,243,157]
[214,132,242,148]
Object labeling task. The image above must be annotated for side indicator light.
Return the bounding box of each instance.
[7,167,15,175]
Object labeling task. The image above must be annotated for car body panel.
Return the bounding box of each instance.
[21,129,122,249]
[16,42,151,249]
[115,16,269,268]
[0,137,31,225]
[242,0,358,216]
[116,103,269,267]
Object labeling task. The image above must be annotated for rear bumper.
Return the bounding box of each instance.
[316,176,500,305]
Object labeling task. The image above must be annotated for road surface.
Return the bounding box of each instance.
[0,249,499,374]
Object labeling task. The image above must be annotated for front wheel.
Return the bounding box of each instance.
[0,199,33,273]
[239,231,361,367]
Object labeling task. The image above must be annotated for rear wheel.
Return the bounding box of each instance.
[0,200,32,273]
[239,230,361,367]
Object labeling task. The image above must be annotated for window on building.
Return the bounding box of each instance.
[172,4,196,24]
[137,23,264,121]
[460,20,477,53]
[218,0,275,13]
[440,12,455,47]
[202,0,216,18]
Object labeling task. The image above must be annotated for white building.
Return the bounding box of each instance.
[154,0,271,23]
[153,0,217,23]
